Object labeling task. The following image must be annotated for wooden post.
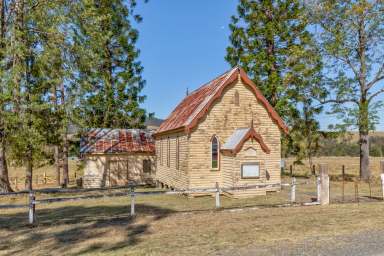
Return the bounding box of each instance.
[43,172,47,184]
[312,165,316,176]
[215,182,221,209]
[290,165,293,177]
[342,165,345,202]
[291,177,296,203]
[319,164,330,205]
[316,175,321,203]
[29,191,36,225]
[368,178,372,198]
[354,180,359,204]
[130,186,135,216]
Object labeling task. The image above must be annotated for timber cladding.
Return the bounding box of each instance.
[154,67,285,197]
[83,153,156,188]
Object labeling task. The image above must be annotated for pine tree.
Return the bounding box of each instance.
[227,0,312,117]
[0,0,12,192]
[37,1,76,188]
[74,0,148,129]
[226,0,325,167]
[3,0,67,190]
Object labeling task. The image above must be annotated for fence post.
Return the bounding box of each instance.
[130,186,135,216]
[319,164,330,205]
[291,177,296,203]
[43,172,47,184]
[355,180,359,204]
[381,161,384,201]
[381,161,384,174]
[316,175,321,203]
[342,165,345,202]
[28,191,36,225]
[215,182,221,209]
[381,173,384,201]
[312,165,316,176]
[290,165,293,177]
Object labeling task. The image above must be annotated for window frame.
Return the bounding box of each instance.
[211,135,220,170]
[143,159,152,173]
[241,162,261,179]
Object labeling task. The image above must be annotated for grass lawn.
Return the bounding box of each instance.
[285,156,383,177]
[2,195,384,256]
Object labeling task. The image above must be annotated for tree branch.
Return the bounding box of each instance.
[369,88,384,102]
[316,98,359,107]
[367,63,384,90]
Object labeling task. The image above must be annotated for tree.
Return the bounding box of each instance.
[226,0,325,167]
[311,0,384,179]
[74,0,148,129]
[0,0,12,192]
[38,2,76,188]
[2,0,67,190]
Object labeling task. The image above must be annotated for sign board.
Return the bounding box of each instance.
[241,163,260,178]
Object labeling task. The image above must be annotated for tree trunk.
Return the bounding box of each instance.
[359,130,370,180]
[0,0,12,193]
[60,83,69,188]
[54,145,61,186]
[61,136,69,188]
[13,0,24,113]
[0,137,12,192]
[359,99,370,180]
[25,147,33,191]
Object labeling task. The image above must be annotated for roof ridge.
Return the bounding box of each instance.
[187,66,239,96]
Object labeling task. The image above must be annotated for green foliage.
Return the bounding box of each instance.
[226,0,326,164]
[73,0,148,129]
[0,0,149,189]
[310,0,384,132]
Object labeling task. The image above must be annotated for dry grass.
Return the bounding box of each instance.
[2,194,384,256]
[7,160,82,190]
[285,157,383,177]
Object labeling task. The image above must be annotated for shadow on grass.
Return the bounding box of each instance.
[0,204,175,255]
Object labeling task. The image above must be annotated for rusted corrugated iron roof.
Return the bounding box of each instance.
[80,128,155,154]
[156,67,288,136]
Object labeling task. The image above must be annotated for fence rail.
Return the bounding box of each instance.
[3,161,384,226]
[1,179,322,226]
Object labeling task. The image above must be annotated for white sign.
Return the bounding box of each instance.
[242,164,260,178]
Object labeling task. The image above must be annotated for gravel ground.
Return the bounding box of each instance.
[219,230,384,256]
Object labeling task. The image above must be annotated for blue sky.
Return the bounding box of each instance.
[135,0,384,131]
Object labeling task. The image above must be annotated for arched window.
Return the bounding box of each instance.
[211,136,219,169]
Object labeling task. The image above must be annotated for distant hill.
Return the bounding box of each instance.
[316,131,384,157]
[347,131,384,141]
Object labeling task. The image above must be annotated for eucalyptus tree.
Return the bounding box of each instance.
[310,0,384,179]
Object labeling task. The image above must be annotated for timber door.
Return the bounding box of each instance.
[109,160,129,186]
